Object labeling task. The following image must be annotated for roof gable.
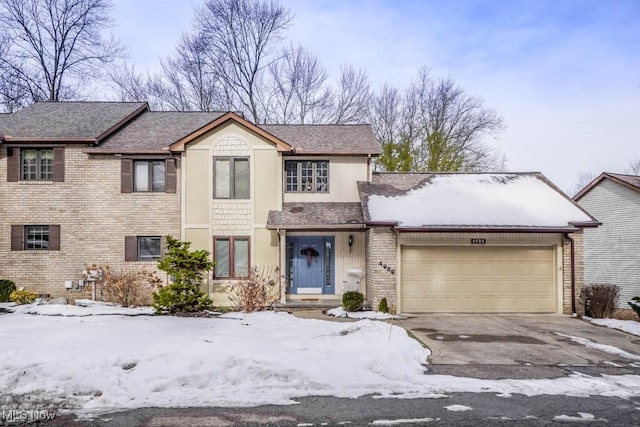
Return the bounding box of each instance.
[360,172,599,230]
[574,172,640,201]
[168,112,293,152]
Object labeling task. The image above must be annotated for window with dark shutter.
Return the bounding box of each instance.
[53,148,65,182]
[7,147,19,182]
[10,225,22,251]
[49,225,60,250]
[165,158,177,193]
[121,159,133,193]
[124,236,137,261]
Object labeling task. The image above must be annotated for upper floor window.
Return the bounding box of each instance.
[214,157,249,199]
[120,158,176,194]
[134,160,165,192]
[21,149,53,181]
[285,160,328,192]
[7,147,64,183]
[10,224,60,251]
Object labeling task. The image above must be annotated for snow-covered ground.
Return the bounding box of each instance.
[585,317,640,337]
[2,303,640,417]
[326,306,403,320]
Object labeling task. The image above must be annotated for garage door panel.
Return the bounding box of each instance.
[401,246,556,313]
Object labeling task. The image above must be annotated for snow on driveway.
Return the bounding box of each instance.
[2,303,640,417]
[585,317,640,337]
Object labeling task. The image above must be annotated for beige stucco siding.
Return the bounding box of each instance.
[283,156,368,203]
[181,122,281,304]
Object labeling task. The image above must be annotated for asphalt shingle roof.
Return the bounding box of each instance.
[261,124,381,155]
[606,173,640,190]
[266,203,364,229]
[92,111,224,152]
[0,101,146,140]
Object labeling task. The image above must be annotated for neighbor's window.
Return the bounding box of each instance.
[285,160,328,192]
[137,236,162,261]
[214,157,249,199]
[25,225,49,250]
[21,149,53,181]
[134,160,165,192]
[214,236,249,278]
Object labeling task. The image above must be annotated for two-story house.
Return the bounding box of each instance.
[0,101,598,314]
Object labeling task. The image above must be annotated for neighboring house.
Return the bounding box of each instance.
[0,101,598,314]
[574,173,640,308]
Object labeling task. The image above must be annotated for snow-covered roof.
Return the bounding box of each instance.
[360,173,597,230]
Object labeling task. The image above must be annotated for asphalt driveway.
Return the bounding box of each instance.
[394,314,640,379]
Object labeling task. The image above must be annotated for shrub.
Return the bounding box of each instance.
[0,280,17,302]
[152,283,212,314]
[629,297,640,319]
[342,291,364,312]
[152,236,214,314]
[378,297,389,313]
[103,269,163,307]
[230,266,279,312]
[10,289,37,305]
[580,283,620,318]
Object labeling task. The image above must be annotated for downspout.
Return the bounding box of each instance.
[277,228,282,304]
[564,233,577,316]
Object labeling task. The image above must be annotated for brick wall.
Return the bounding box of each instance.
[563,231,584,315]
[0,146,180,297]
[365,227,397,312]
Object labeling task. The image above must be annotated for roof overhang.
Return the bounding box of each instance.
[574,172,640,201]
[393,226,582,233]
[283,150,382,156]
[84,149,172,156]
[168,112,294,153]
[2,137,96,143]
[266,224,367,231]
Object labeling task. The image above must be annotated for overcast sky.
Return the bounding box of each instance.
[110,0,640,194]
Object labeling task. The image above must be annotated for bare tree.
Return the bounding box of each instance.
[262,45,332,123]
[571,171,597,196]
[195,0,292,123]
[109,63,151,103]
[373,67,505,172]
[0,33,28,112]
[626,158,640,175]
[331,64,371,124]
[0,0,124,106]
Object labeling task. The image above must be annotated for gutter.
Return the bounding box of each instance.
[564,233,577,316]
[394,226,581,233]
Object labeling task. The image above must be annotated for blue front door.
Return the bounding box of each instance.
[287,236,335,294]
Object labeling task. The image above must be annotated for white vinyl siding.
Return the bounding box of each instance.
[579,179,640,307]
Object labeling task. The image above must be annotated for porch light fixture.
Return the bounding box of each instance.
[348,234,353,252]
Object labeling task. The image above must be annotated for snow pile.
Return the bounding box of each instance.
[555,333,640,360]
[367,174,592,227]
[2,310,640,417]
[586,317,640,337]
[8,299,155,316]
[445,404,473,412]
[327,306,403,320]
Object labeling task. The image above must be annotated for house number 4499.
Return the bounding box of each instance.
[470,238,486,244]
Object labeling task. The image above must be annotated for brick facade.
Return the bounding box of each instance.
[0,146,180,297]
[365,227,397,312]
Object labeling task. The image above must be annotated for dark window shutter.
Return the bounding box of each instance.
[125,236,137,261]
[121,159,133,193]
[165,158,176,193]
[49,225,60,250]
[11,225,22,251]
[160,236,167,260]
[7,147,19,182]
[52,148,65,182]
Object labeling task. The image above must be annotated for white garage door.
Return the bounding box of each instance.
[401,246,556,313]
